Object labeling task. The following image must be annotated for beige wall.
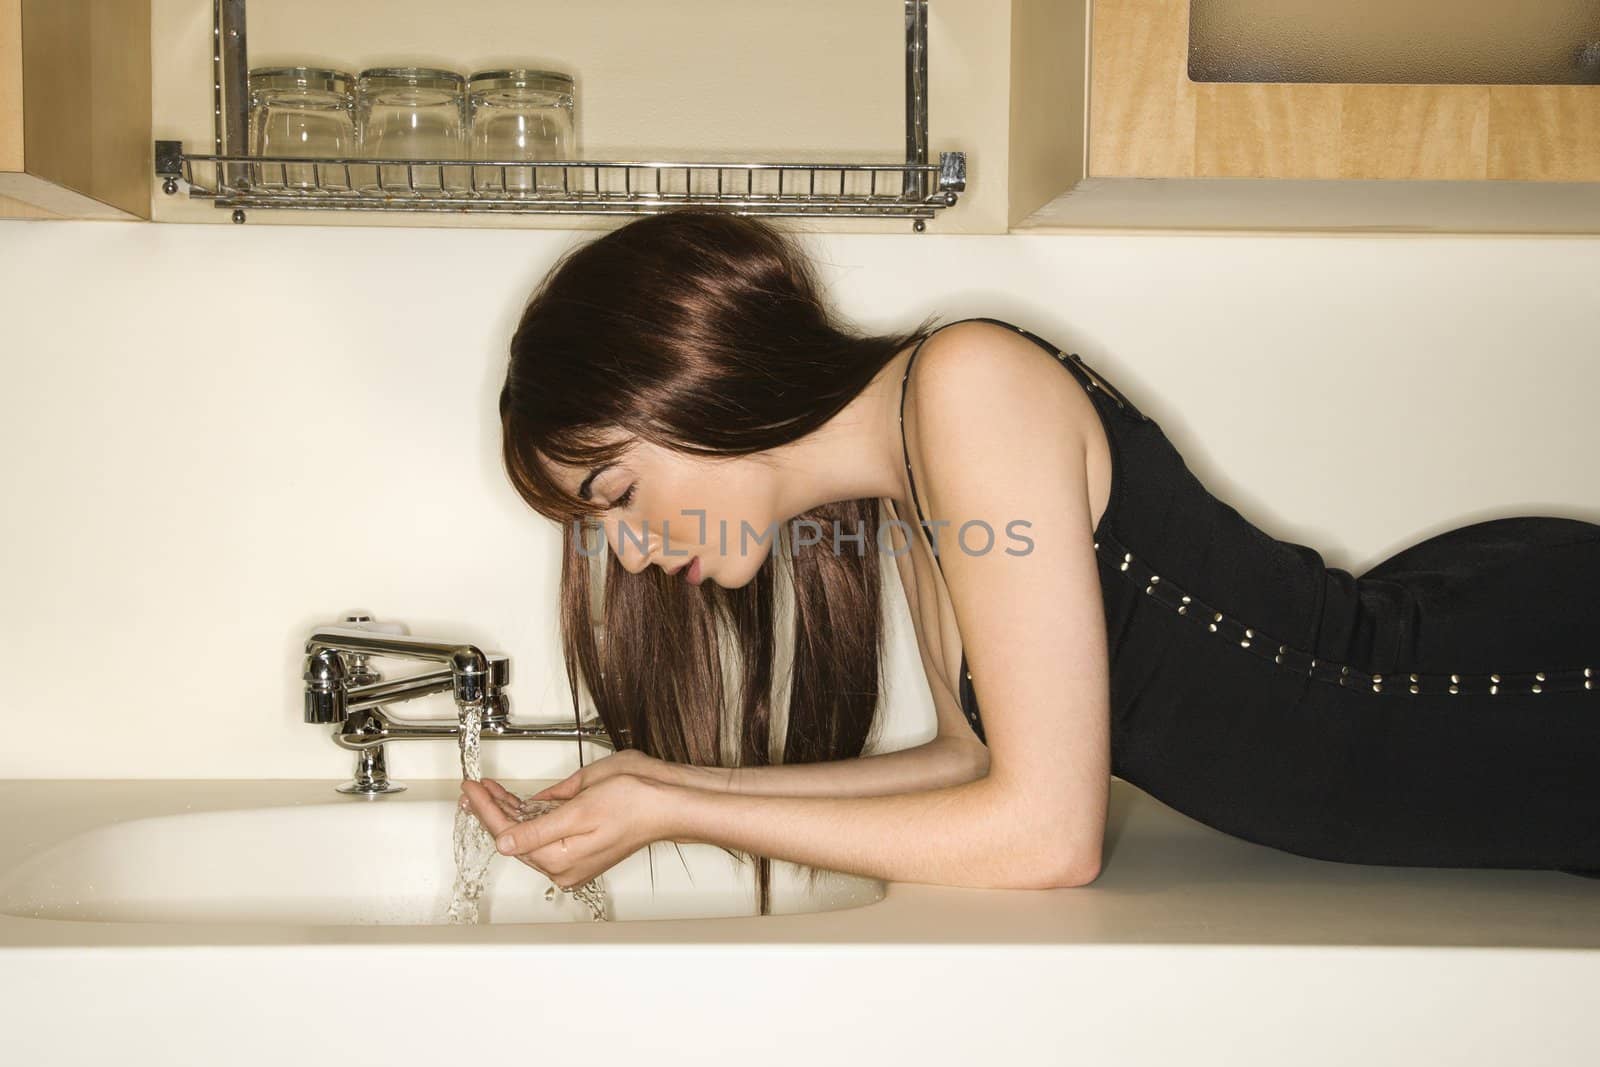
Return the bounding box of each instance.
[2,218,1598,778]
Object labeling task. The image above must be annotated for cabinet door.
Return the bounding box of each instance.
[1089,0,1600,181]
[0,0,151,220]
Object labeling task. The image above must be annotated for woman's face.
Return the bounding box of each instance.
[546,435,782,589]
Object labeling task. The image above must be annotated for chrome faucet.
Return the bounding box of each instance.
[302,612,613,796]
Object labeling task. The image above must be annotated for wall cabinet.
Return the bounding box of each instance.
[1008,0,1600,234]
[7,0,1594,234]
[0,0,151,220]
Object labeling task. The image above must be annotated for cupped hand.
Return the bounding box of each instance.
[525,748,666,802]
[460,773,674,890]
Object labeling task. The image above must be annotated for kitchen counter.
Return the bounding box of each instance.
[1,777,1595,1064]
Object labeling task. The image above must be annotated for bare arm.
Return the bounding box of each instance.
[660,772,1093,890]
[682,735,988,797]
[531,735,989,802]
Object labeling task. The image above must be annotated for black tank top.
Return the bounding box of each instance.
[895,316,1600,872]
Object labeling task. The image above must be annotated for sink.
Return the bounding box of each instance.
[0,795,886,925]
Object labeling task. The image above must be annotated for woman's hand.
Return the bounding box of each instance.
[460,773,676,890]
[525,748,675,802]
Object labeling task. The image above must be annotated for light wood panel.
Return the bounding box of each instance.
[2,0,151,219]
[0,0,22,172]
[1007,0,1089,228]
[1089,0,1600,180]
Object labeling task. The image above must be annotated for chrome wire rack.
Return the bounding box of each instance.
[156,0,967,228]
[155,146,967,219]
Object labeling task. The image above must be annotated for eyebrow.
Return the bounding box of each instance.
[576,462,616,502]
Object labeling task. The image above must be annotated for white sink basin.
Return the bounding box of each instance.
[0,794,885,925]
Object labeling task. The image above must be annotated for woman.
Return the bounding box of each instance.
[463,207,1600,908]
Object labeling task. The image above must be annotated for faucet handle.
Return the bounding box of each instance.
[330,611,408,636]
[323,612,409,688]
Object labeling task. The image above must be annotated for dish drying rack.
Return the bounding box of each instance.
[155,0,968,230]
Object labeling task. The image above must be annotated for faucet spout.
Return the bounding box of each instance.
[300,614,613,796]
[305,625,505,707]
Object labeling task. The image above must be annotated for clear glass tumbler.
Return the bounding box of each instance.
[354,67,468,195]
[466,69,576,196]
[248,67,357,192]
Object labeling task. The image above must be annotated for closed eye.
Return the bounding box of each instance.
[610,483,637,510]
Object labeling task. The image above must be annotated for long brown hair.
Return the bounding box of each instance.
[498,206,939,914]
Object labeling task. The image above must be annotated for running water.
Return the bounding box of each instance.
[447,701,609,923]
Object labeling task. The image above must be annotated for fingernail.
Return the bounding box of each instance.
[497,836,515,853]
[458,795,470,810]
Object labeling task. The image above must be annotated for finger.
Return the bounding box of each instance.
[529,775,578,801]
[526,829,605,886]
[460,780,516,839]
[492,801,581,857]
[481,778,519,806]
[480,779,525,821]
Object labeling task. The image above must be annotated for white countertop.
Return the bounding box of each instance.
[2,776,1595,949]
[3,777,1597,1065]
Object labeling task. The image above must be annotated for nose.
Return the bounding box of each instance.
[604,524,654,575]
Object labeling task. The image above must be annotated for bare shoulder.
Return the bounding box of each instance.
[905,319,1098,463]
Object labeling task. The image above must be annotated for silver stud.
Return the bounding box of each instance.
[1535,671,1546,681]
[1120,552,1131,572]
[1532,683,1542,693]
[1587,680,1593,690]
[1449,685,1459,694]
[1208,612,1221,632]
[1410,674,1419,683]
[1373,674,1383,683]
[1410,684,1419,694]
[1093,541,1099,550]
[1373,681,1383,693]
[1491,673,1501,684]
[1490,684,1499,695]
[1451,674,1460,684]
[1587,668,1593,678]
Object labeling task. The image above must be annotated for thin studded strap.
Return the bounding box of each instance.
[897,335,941,571]
[896,316,1138,573]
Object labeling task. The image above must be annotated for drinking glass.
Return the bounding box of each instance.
[354,67,468,195]
[467,69,576,196]
[248,67,357,192]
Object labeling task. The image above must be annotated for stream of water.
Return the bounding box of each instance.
[447,701,609,923]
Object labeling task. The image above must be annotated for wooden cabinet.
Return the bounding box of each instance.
[1007,0,1600,235]
[1090,0,1600,182]
[0,0,151,221]
[9,0,1590,233]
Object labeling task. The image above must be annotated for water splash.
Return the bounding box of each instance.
[447,701,609,923]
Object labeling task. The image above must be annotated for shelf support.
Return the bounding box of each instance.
[904,0,929,202]
[215,0,250,192]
